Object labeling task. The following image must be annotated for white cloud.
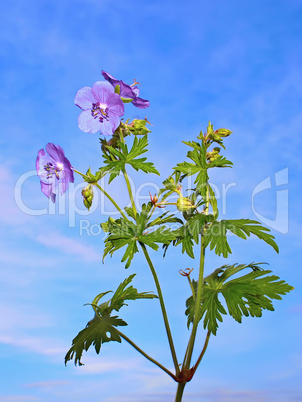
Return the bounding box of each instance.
[0,334,66,357]
[35,231,101,262]
[0,397,40,402]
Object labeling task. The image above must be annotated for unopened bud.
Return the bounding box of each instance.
[127,119,151,136]
[82,184,94,211]
[215,128,232,137]
[207,147,220,162]
[177,197,195,212]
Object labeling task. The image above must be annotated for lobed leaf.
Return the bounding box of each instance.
[65,275,157,366]
[65,315,127,366]
[186,263,293,335]
[204,218,279,258]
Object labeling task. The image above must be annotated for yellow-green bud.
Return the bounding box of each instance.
[215,128,232,137]
[127,119,151,136]
[177,197,195,212]
[82,184,94,211]
[207,147,221,162]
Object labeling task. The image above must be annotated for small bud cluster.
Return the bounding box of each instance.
[206,147,220,162]
[82,184,94,210]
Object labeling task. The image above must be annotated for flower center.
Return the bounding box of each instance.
[44,162,63,180]
[91,102,109,123]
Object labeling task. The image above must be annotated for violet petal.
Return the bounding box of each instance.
[78,110,102,134]
[74,86,95,110]
[91,81,114,103]
[45,143,65,161]
[132,96,150,109]
[101,71,120,87]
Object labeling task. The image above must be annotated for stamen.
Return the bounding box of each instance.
[43,161,64,181]
[131,79,140,87]
[91,102,109,123]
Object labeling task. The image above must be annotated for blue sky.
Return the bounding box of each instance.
[1,0,301,400]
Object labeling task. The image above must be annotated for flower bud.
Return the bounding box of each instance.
[207,147,220,162]
[177,197,195,212]
[127,119,151,136]
[82,184,94,211]
[214,128,232,137]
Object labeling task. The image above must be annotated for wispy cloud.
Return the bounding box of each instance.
[0,397,40,401]
[35,231,101,262]
[0,334,66,357]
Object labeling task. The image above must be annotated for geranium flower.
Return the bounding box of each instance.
[101,71,150,109]
[74,81,124,136]
[36,143,74,203]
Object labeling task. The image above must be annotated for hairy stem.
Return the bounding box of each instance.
[140,242,180,375]
[116,329,177,381]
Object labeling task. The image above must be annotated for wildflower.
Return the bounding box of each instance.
[36,143,74,203]
[101,71,150,109]
[74,81,124,136]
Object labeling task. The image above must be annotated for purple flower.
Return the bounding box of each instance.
[101,71,150,109]
[36,143,74,203]
[74,81,124,136]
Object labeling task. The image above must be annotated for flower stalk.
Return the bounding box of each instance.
[73,168,127,219]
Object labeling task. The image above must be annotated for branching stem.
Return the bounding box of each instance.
[116,329,177,381]
[140,243,180,375]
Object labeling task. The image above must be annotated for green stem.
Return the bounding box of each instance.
[73,168,127,219]
[120,162,179,374]
[116,329,177,381]
[123,168,137,217]
[175,382,186,402]
[183,183,210,370]
[140,242,180,375]
[192,330,211,373]
[183,235,205,369]
[187,275,196,301]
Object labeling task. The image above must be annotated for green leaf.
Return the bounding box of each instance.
[208,155,233,168]
[207,184,218,217]
[65,315,127,366]
[186,263,294,335]
[102,217,138,268]
[171,213,215,258]
[102,206,180,268]
[95,274,158,316]
[158,173,182,202]
[225,219,279,253]
[65,275,157,366]
[101,135,159,180]
[204,218,279,258]
[126,136,159,175]
[83,167,108,184]
[174,139,208,193]
[146,211,183,229]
